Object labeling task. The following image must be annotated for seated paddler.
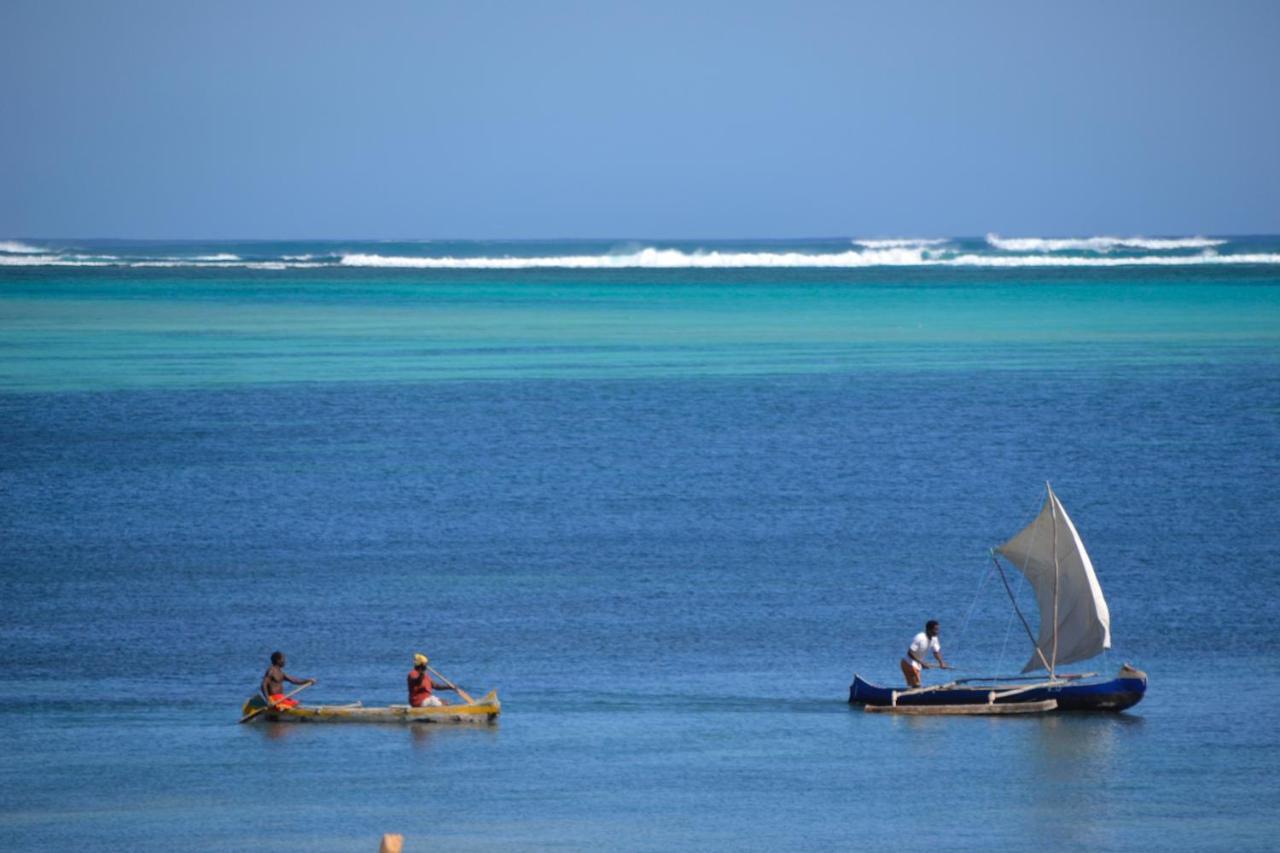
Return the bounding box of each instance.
[261,651,316,708]
[408,653,456,707]
[901,619,951,687]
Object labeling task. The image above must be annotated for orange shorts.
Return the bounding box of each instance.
[269,693,299,709]
[900,658,922,688]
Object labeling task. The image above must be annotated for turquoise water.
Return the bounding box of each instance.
[5,264,1279,391]
[2,240,1279,849]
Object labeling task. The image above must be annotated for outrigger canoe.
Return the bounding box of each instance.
[241,690,500,724]
[849,485,1148,714]
[849,665,1147,713]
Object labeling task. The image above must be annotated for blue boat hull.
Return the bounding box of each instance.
[848,666,1147,712]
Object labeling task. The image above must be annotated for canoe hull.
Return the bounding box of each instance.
[242,690,500,724]
[848,666,1146,713]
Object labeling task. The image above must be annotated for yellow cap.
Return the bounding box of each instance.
[413,653,428,666]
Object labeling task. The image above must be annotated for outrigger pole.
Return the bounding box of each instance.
[990,550,1053,674]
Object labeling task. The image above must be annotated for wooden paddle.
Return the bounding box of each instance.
[239,681,313,724]
[427,665,475,704]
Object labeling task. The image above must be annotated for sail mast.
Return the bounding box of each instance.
[1049,482,1059,678]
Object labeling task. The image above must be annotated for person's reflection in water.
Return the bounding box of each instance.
[259,721,300,742]
[409,720,500,749]
[409,724,437,749]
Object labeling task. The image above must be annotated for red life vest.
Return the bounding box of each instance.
[407,668,432,706]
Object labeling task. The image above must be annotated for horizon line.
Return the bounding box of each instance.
[6,232,1278,243]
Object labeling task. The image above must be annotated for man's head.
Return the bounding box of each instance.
[413,653,428,670]
[271,651,285,666]
[925,620,940,637]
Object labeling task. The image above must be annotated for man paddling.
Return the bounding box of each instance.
[260,651,315,709]
[407,653,456,707]
[901,620,950,688]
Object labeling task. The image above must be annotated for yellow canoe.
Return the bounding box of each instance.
[240,690,500,724]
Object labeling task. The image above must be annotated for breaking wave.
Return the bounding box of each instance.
[0,240,49,254]
[0,255,318,269]
[2,237,1276,269]
[340,247,935,269]
[0,254,109,266]
[986,234,1227,252]
[851,238,948,249]
[339,248,1280,269]
[945,252,1280,267]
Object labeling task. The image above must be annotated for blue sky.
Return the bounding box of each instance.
[3,1,1278,238]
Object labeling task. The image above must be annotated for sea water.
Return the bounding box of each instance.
[2,237,1279,850]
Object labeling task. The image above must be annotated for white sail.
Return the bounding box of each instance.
[996,485,1111,673]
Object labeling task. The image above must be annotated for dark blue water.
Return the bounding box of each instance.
[2,257,1279,849]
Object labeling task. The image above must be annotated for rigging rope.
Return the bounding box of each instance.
[995,555,1028,674]
[954,558,994,657]
[993,552,1051,672]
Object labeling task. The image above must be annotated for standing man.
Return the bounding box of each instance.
[901,620,949,688]
[407,653,456,707]
[260,651,315,709]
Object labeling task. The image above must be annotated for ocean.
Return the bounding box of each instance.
[2,236,1279,850]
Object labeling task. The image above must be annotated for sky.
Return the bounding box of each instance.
[2,0,1278,239]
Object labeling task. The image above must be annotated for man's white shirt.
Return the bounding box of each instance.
[906,631,940,671]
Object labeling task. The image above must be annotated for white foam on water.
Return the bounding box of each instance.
[340,247,1280,269]
[2,243,1276,269]
[0,240,50,254]
[986,234,1227,252]
[127,260,320,269]
[0,254,111,266]
[852,238,949,249]
[130,260,233,268]
[0,256,324,269]
[245,261,309,270]
[948,251,1280,267]
[340,247,938,269]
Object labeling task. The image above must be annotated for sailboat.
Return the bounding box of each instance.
[848,485,1147,714]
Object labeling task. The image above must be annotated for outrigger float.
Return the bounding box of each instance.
[850,484,1148,715]
[240,690,501,725]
